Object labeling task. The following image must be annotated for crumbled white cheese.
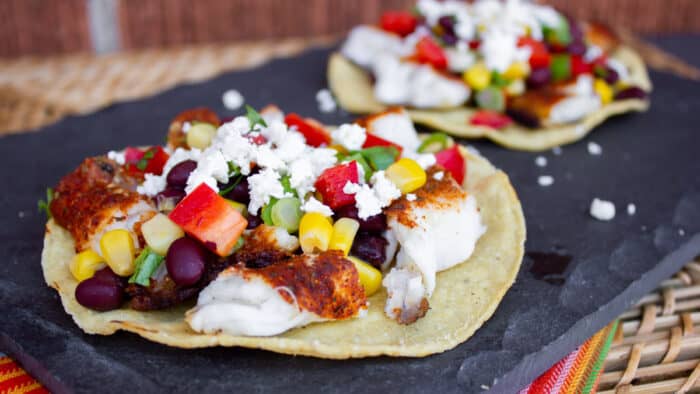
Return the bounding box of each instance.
[301,196,334,217]
[182,122,192,133]
[247,168,289,214]
[315,89,337,113]
[406,193,417,202]
[343,172,401,220]
[627,203,636,216]
[552,146,562,155]
[107,150,126,165]
[537,175,554,187]
[222,89,244,110]
[331,124,367,151]
[137,173,167,196]
[679,229,686,236]
[590,198,616,221]
[535,156,547,167]
[433,171,444,181]
[583,44,603,63]
[587,142,602,155]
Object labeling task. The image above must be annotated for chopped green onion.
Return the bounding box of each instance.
[245,105,267,129]
[218,174,243,196]
[135,148,156,171]
[475,87,505,112]
[360,146,400,171]
[550,54,571,82]
[271,197,302,233]
[37,187,54,218]
[418,133,450,153]
[343,153,372,182]
[129,247,164,287]
[280,175,294,196]
[544,18,572,46]
[490,71,509,88]
[261,197,278,226]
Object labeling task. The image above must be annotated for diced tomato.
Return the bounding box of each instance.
[469,40,481,50]
[362,133,403,155]
[123,146,170,176]
[380,11,418,37]
[470,110,513,130]
[518,37,551,69]
[435,145,466,185]
[285,113,331,147]
[169,183,248,257]
[570,55,592,77]
[314,162,359,209]
[415,37,448,70]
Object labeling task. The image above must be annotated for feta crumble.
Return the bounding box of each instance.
[627,203,636,216]
[301,196,334,217]
[535,156,547,167]
[315,89,337,113]
[247,168,289,214]
[406,193,417,201]
[590,198,616,221]
[107,150,125,165]
[433,171,444,181]
[182,122,192,133]
[587,142,602,155]
[343,171,401,220]
[222,89,244,110]
[538,175,554,187]
[405,151,436,169]
[679,229,686,236]
[331,123,367,150]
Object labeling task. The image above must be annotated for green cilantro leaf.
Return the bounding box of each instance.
[245,105,268,129]
[37,187,54,218]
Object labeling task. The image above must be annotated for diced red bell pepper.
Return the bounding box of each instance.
[314,162,359,209]
[169,183,248,257]
[518,37,551,69]
[415,37,448,70]
[470,110,513,130]
[570,55,592,77]
[380,11,418,37]
[469,40,481,50]
[362,133,403,155]
[285,113,332,147]
[124,146,170,176]
[435,145,466,185]
[247,133,267,145]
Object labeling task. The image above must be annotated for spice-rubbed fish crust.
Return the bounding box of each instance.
[49,157,144,251]
[236,250,367,319]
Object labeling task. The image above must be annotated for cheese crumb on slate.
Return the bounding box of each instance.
[627,203,636,216]
[538,175,554,187]
[222,89,245,110]
[316,88,337,113]
[552,146,562,155]
[590,198,616,221]
[433,171,444,180]
[535,156,547,167]
[679,229,686,236]
[587,141,602,155]
[406,193,417,201]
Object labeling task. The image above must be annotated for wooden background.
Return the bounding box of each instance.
[1,0,699,58]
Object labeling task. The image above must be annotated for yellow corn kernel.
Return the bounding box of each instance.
[505,79,526,97]
[299,212,334,254]
[225,199,248,217]
[463,63,491,91]
[99,229,136,276]
[503,61,530,80]
[385,158,427,194]
[594,78,613,105]
[329,218,360,256]
[347,256,382,297]
[69,250,105,282]
[186,123,217,150]
[141,213,185,255]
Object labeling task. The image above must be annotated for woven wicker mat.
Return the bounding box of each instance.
[1,35,700,393]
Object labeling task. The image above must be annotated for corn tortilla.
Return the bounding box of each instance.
[41,147,525,358]
[328,46,651,152]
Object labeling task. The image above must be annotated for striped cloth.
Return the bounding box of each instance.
[0,322,617,394]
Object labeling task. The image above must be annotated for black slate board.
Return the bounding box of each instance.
[2,36,700,393]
